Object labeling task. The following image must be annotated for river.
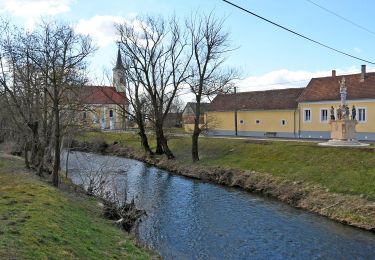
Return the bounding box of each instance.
[63,151,375,260]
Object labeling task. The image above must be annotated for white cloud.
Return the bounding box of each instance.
[0,0,75,30]
[75,15,125,47]
[236,66,372,92]
[75,15,144,47]
[353,47,361,53]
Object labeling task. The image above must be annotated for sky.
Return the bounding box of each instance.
[1,0,375,100]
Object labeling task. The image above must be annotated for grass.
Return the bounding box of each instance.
[81,131,375,200]
[0,155,153,260]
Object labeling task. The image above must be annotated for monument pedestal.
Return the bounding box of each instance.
[318,119,369,147]
[329,119,357,141]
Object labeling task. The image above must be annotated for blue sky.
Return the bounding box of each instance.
[1,0,375,96]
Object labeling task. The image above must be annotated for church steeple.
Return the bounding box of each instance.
[113,48,125,92]
[114,48,125,70]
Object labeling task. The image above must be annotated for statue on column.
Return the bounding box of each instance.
[339,77,347,106]
[330,106,335,120]
[352,105,356,120]
[337,105,342,120]
[344,105,350,119]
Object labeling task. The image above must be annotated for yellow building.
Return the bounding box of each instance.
[297,66,375,140]
[207,88,303,138]
[207,65,375,140]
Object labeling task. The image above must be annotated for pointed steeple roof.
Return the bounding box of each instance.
[114,48,125,70]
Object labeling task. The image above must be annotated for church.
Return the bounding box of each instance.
[79,50,128,130]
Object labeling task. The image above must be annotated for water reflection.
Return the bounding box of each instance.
[63,151,375,260]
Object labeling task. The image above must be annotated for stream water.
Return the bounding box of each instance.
[63,151,375,260]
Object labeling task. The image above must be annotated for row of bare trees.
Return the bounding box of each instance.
[116,12,237,161]
[0,11,236,188]
[0,19,95,187]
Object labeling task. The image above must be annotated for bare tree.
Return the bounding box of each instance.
[0,20,46,169]
[186,13,238,162]
[95,62,153,155]
[0,19,95,187]
[31,21,95,186]
[116,15,191,159]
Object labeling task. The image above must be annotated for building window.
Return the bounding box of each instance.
[109,109,113,118]
[304,109,311,122]
[239,119,245,125]
[281,119,286,126]
[255,120,260,124]
[92,113,98,123]
[358,108,366,122]
[320,109,328,122]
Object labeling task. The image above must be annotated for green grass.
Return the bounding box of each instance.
[80,131,375,200]
[0,155,153,260]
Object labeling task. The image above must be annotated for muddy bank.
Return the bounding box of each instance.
[71,140,375,232]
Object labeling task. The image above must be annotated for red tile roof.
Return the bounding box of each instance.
[297,72,375,102]
[209,88,304,112]
[79,86,127,105]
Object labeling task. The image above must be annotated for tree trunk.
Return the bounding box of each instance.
[135,112,153,155]
[191,99,201,162]
[24,141,30,169]
[160,133,174,159]
[155,123,174,159]
[138,123,153,155]
[192,122,201,162]
[52,99,60,187]
[29,122,40,168]
[155,134,164,155]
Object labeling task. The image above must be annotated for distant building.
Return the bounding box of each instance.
[182,102,210,132]
[207,88,303,138]
[164,112,183,128]
[207,65,375,140]
[79,50,128,130]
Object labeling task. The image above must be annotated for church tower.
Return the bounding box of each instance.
[113,49,126,92]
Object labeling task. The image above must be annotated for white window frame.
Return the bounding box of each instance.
[255,119,261,125]
[303,108,312,123]
[281,119,287,126]
[357,107,367,123]
[239,119,245,125]
[320,108,328,123]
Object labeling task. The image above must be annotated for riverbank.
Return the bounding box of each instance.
[0,153,155,259]
[75,131,375,232]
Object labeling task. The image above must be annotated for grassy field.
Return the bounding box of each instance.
[0,154,153,260]
[82,131,375,200]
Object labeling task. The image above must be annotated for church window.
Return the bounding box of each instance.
[239,119,245,125]
[281,119,286,126]
[109,109,113,118]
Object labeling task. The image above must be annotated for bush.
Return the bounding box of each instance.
[90,137,108,153]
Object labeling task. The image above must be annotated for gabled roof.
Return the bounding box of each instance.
[297,72,375,102]
[209,88,304,112]
[80,86,127,105]
[183,102,210,114]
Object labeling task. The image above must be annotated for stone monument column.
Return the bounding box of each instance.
[319,77,368,146]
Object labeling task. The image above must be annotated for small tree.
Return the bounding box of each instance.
[186,13,238,162]
[116,15,191,159]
